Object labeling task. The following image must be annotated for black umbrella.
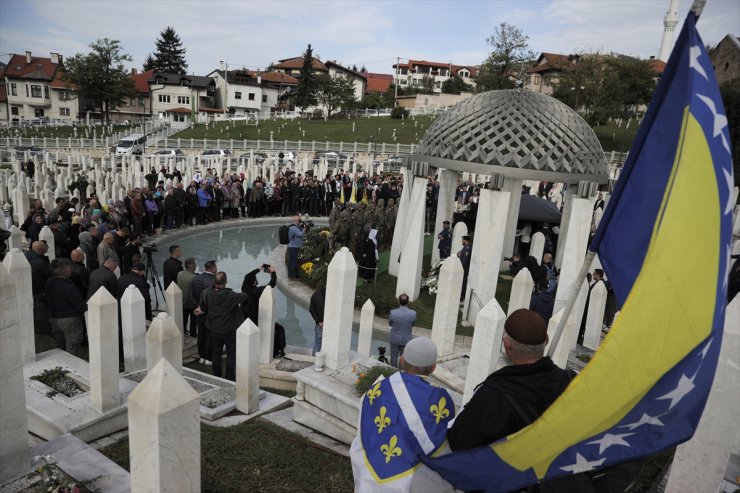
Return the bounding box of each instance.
[518,194,562,224]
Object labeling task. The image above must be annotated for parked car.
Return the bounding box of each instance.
[200,149,233,162]
[312,150,349,166]
[383,155,406,167]
[14,145,45,158]
[153,148,186,161]
[239,151,268,164]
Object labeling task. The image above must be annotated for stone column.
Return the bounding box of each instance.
[582,282,607,350]
[39,225,55,260]
[88,286,120,413]
[529,231,546,263]
[431,169,457,262]
[0,263,29,484]
[554,197,592,313]
[121,285,147,372]
[464,189,510,324]
[431,256,464,358]
[8,226,24,250]
[258,286,276,365]
[357,299,375,358]
[554,186,573,269]
[463,298,506,404]
[389,168,411,276]
[3,248,34,364]
[128,358,201,493]
[236,318,260,415]
[550,279,588,368]
[507,268,534,316]
[451,221,467,257]
[146,312,182,373]
[164,282,183,335]
[396,177,428,301]
[499,178,524,271]
[665,295,740,492]
[323,247,357,370]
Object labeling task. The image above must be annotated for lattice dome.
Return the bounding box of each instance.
[413,90,608,183]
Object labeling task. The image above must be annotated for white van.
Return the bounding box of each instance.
[115,134,146,156]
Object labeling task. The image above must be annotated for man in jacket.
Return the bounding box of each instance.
[97,232,119,268]
[162,244,183,290]
[88,259,118,299]
[194,271,248,381]
[388,293,417,367]
[287,214,306,279]
[177,258,198,337]
[117,263,152,321]
[46,258,87,357]
[191,260,217,364]
[69,249,89,299]
[26,240,52,334]
[309,285,326,355]
[240,264,277,325]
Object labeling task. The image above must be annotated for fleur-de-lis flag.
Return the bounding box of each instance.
[424,9,734,492]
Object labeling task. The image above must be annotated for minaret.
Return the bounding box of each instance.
[658,0,680,62]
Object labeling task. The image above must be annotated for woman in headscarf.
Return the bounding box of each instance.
[77,228,99,271]
[358,224,378,282]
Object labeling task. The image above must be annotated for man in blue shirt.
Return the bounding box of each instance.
[437,220,452,259]
[388,293,417,367]
[287,214,306,279]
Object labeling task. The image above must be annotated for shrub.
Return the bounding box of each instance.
[352,363,398,395]
[391,106,410,119]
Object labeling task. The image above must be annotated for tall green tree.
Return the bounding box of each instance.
[477,22,534,91]
[442,76,472,94]
[294,44,318,112]
[63,38,135,124]
[315,75,356,117]
[144,26,188,74]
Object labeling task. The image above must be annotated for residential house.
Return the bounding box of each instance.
[272,56,329,77]
[325,61,366,101]
[208,69,299,115]
[523,52,575,95]
[109,69,154,122]
[392,59,477,93]
[710,34,740,85]
[2,51,80,124]
[148,73,218,125]
[364,72,394,95]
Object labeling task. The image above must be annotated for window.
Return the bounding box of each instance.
[34,109,44,117]
[400,79,407,85]
[11,106,18,116]
[400,69,408,75]
[159,94,171,103]
[31,85,42,98]
[10,83,17,96]
[26,85,29,97]
[435,81,441,88]
[177,95,190,104]
[262,94,267,103]
[59,91,70,101]
[59,108,70,116]
[235,92,242,100]
[248,93,255,101]
[44,86,50,98]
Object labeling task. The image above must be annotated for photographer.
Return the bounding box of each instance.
[240,264,277,325]
[287,214,306,279]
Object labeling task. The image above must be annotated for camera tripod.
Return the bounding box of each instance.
[144,249,165,310]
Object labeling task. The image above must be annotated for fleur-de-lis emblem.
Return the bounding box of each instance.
[367,382,382,405]
[380,435,402,463]
[374,406,391,433]
[430,396,450,424]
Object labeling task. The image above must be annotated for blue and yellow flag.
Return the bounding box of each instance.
[424,11,733,492]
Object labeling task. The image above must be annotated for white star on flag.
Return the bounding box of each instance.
[723,244,731,291]
[657,373,696,410]
[560,453,605,474]
[699,338,713,360]
[723,168,735,216]
[689,45,708,80]
[696,94,731,155]
[586,432,635,454]
[621,413,665,431]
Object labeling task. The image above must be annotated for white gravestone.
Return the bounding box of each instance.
[388,169,411,276]
[463,298,506,404]
[529,232,546,263]
[550,279,589,368]
[431,169,457,262]
[508,268,534,316]
[451,221,467,256]
[164,282,184,335]
[8,226,24,250]
[357,299,375,358]
[236,318,261,415]
[146,312,182,373]
[258,285,276,365]
[128,358,201,493]
[464,189,510,324]
[582,281,608,350]
[554,198,592,313]
[431,256,464,358]
[0,263,30,484]
[121,285,148,372]
[3,248,35,364]
[39,225,55,260]
[323,247,357,370]
[396,177,428,301]
[88,286,120,413]
[500,178,524,271]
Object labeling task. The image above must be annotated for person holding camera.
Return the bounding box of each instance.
[240,264,277,325]
[287,214,306,279]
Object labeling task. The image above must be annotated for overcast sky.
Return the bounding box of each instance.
[0,0,737,75]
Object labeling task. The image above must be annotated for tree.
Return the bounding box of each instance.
[477,22,534,92]
[419,75,435,94]
[145,26,188,74]
[142,54,155,72]
[63,38,135,124]
[294,44,318,112]
[315,75,356,117]
[442,76,472,94]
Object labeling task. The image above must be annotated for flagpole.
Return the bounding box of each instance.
[546,250,596,358]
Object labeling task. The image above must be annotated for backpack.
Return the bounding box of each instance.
[278,225,290,245]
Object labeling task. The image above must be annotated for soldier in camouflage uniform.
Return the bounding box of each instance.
[336,208,352,250]
[328,199,341,230]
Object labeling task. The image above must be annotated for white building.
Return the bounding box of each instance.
[208,69,300,115]
[392,59,477,93]
[148,73,217,125]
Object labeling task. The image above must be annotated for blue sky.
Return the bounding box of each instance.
[0,0,737,75]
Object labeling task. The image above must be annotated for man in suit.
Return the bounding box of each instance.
[388,293,417,368]
[457,235,472,301]
[578,269,606,345]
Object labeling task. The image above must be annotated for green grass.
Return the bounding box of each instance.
[98,419,354,493]
[590,120,639,153]
[170,115,436,146]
